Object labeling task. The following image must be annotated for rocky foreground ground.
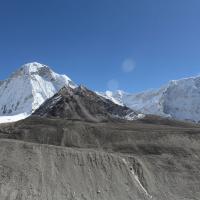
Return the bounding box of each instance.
[0,116,199,200]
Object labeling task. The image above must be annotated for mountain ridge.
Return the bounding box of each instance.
[100,75,200,122]
[1,62,200,123]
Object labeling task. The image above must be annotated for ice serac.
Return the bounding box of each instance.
[0,62,76,120]
[100,76,200,122]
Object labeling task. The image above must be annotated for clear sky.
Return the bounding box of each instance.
[0,0,200,92]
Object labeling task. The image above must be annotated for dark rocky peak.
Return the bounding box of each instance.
[33,85,138,122]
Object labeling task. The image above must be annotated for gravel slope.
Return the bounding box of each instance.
[0,116,200,200]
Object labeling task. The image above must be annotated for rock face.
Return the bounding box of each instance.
[100,76,200,122]
[0,62,76,117]
[33,85,139,122]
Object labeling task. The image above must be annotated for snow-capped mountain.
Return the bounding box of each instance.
[2,62,200,123]
[100,76,200,122]
[0,62,76,122]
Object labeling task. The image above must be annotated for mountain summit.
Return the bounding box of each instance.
[33,85,139,122]
[0,62,76,119]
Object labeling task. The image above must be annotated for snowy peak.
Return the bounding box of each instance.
[19,62,45,73]
[100,75,200,122]
[13,62,73,83]
[97,90,125,106]
[11,62,47,78]
[0,62,76,118]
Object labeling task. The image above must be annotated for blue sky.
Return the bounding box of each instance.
[0,0,200,92]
